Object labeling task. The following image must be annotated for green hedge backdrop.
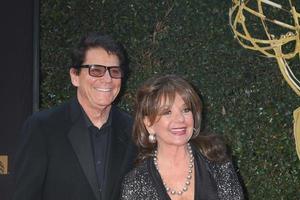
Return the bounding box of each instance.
[40,0,300,199]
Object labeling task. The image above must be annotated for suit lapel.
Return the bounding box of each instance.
[102,107,128,200]
[68,99,101,200]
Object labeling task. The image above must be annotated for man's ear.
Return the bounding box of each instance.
[70,68,79,87]
[143,117,154,134]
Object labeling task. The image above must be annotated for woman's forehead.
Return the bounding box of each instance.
[157,93,188,108]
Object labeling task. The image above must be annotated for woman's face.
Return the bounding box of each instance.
[144,93,194,148]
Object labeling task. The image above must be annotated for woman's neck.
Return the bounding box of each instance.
[156,144,189,167]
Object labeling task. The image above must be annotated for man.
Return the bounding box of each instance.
[12,32,136,200]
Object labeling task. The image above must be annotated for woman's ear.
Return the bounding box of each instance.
[143,117,154,133]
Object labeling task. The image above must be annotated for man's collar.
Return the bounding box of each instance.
[79,104,113,129]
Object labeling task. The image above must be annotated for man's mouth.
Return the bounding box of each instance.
[95,87,112,92]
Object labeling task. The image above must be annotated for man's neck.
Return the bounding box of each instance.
[86,106,111,128]
[77,98,112,128]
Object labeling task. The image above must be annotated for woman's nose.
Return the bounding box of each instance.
[174,111,185,122]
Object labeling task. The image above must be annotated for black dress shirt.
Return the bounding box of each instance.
[81,108,112,193]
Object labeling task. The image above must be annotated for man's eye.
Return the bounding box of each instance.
[111,68,121,73]
[91,68,105,74]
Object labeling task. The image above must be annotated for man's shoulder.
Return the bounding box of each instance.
[28,99,73,123]
[19,99,75,138]
[111,106,133,124]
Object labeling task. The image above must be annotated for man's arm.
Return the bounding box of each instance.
[12,115,48,200]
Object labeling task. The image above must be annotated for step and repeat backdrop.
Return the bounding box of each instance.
[0,1,38,199]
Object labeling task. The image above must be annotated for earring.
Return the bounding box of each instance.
[148,134,156,143]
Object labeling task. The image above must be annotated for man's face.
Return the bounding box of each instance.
[70,47,122,111]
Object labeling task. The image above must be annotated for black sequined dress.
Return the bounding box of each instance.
[121,146,244,200]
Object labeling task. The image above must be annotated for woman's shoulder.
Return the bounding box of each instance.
[194,148,245,199]
[121,159,160,200]
[123,160,150,183]
[192,142,235,177]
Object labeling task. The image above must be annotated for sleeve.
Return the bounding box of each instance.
[120,173,139,200]
[12,115,48,200]
[214,161,245,200]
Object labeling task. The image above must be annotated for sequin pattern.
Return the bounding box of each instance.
[121,161,160,200]
[206,159,244,200]
[120,150,244,200]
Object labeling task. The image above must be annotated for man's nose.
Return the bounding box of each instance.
[101,70,113,81]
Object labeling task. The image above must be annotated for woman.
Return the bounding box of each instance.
[121,74,244,200]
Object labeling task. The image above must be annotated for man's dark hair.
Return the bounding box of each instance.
[71,32,129,80]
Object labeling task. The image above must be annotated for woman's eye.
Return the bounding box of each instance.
[183,108,191,113]
[161,110,171,115]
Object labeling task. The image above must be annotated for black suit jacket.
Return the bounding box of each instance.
[12,98,136,200]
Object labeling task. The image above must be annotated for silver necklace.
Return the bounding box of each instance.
[153,143,194,196]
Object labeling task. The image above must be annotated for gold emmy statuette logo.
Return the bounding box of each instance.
[0,155,8,175]
[229,0,300,159]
